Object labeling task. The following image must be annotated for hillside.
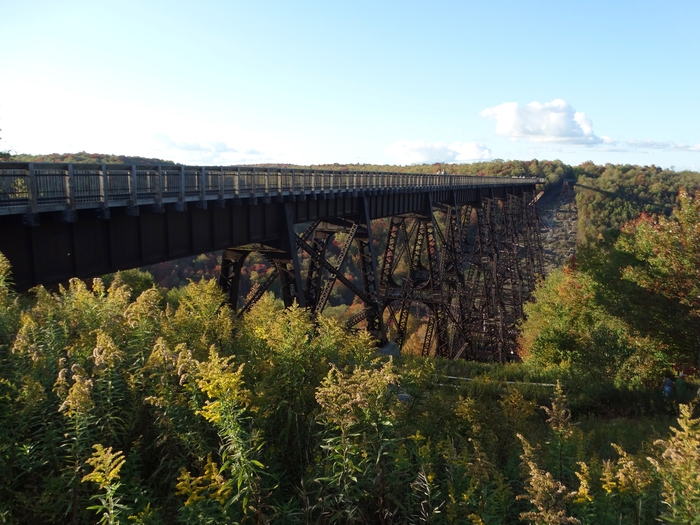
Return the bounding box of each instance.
[574,162,700,244]
[9,151,176,165]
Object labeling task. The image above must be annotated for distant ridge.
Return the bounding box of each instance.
[8,151,176,165]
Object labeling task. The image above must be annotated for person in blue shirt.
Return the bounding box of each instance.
[662,374,674,398]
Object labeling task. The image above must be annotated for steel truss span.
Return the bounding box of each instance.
[0,162,543,361]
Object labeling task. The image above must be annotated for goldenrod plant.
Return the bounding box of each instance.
[0,249,695,524]
[82,444,129,525]
[647,403,700,524]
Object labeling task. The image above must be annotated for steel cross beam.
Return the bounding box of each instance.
[295,233,373,305]
[237,259,279,317]
[313,223,359,316]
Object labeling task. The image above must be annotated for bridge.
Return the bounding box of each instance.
[0,162,544,361]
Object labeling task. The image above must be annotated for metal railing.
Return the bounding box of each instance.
[0,163,541,216]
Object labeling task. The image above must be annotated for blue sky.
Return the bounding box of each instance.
[2,0,699,169]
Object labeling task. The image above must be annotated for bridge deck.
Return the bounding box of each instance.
[0,163,540,216]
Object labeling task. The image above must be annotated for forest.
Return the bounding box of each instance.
[8,152,176,165]
[0,156,700,524]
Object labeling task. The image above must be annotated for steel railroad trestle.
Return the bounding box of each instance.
[220,190,544,362]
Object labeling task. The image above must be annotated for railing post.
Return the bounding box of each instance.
[179,165,186,204]
[27,162,38,215]
[218,166,225,201]
[156,165,164,210]
[180,166,187,203]
[126,164,140,215]
[65,164,76,219]
[277,168,282,198]
[64,165,74,208]
[130,164,138,205]
[235,167,240,198]
[199,166,206,205]
[96,163,110,218]
[99,164,108,206]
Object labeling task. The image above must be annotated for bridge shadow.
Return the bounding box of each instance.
[579,244,700,360]
[575,183,669,213]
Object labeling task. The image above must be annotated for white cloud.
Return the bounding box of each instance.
[480,99,603,144]
[626,139,700,152]
[154,134,239,153]
[384,140,491,164]
[148,136,271,165]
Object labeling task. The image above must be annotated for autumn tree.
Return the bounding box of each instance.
[616,189,700,317]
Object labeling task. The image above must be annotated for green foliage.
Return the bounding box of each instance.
[101,269,158,302]
[519,269,665,387]
[617,189,700,317]
[0,252,19,347]
[313,362,398,522]
[162,279,234,360]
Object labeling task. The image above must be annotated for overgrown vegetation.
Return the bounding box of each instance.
[0,250,698,524]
